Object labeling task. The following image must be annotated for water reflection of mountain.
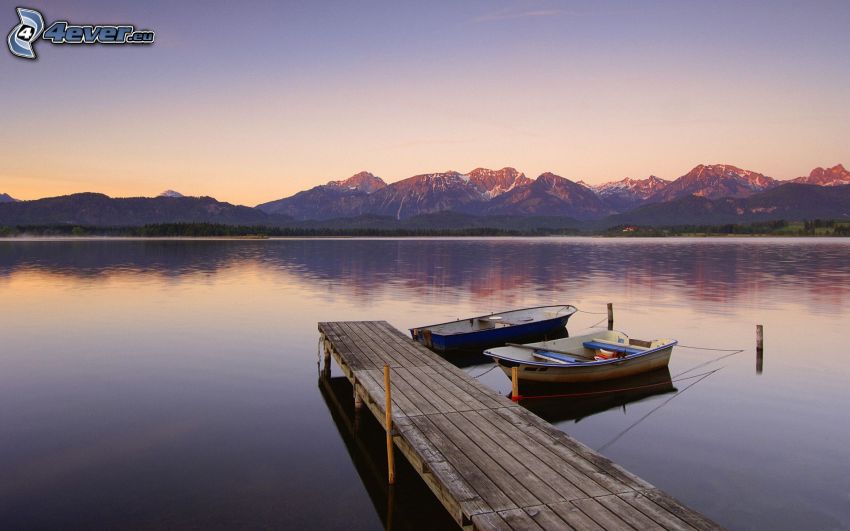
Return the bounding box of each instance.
[1,238,849,309]
[519,368,677,424]
[0,240,265,278]
[318,374,456,530]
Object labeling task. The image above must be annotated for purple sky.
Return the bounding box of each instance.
[2,0,849,204]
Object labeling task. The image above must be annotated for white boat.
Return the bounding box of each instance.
[485,330,677,383]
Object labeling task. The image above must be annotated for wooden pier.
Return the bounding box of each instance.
[318,321,721,531]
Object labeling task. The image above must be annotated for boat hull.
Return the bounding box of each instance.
[520,368,677,422]
[494,346,673,383]
[413,314,572,353]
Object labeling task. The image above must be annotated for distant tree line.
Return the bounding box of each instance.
[802,219,850,235]
[132,223,581,237]
[0,223,580,237]
[0,220,847,237]
[607,219,850,237]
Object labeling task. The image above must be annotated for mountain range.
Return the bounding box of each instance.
[256,163,849,221]
[603,183,850,227]
[0,193,280,227]
[256,168,537,220]
[1,163,848,230]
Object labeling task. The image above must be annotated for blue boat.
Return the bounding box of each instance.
[410,305,577,354]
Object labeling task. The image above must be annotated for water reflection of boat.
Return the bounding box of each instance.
[317,375,457,530]
[486,330,677,383]
[410,305,577,354]
[518,368,677,423]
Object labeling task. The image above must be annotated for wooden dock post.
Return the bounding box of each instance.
[756,324,764,374]
[384,364,396,485]
[607,303,614,330]
[386,483,396,531]
[511,367,520,402]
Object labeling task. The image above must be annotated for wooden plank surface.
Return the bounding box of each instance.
[318,321,722,531]
[523,505,576,530]
[597,494,667,531]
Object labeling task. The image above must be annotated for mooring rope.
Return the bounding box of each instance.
[566,316,609,335]
[588,316,609,328]
[596,368,718,452]
[676,344,744,352]
[575,308,609,315]
[672,346,745,378]
[471,365,498,379]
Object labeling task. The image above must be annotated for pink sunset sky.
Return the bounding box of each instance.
[1,1,848,205]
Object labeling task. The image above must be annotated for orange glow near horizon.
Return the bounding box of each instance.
[1,156,843,207]
[1,3,848,205]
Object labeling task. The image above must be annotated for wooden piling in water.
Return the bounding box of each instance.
[354,387,363,430]
[607,302,614,330]
[323,348,331,374]
[384,364,395,485]
[756,324,764,374]
[511,366,519,401]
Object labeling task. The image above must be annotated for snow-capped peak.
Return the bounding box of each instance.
[467,167,531,198]
[158,190,185,198]
[327,171,387,193]
[682,164,777,192]
[591,175,671,199]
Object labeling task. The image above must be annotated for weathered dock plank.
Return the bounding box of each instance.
[318,321,722,531]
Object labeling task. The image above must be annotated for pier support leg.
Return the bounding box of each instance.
[322,340,332,377]
[607,303,614,331]
[511,367,520,402]
[354,388,363,431]
[756,324,764,374]
[384,365,396,485]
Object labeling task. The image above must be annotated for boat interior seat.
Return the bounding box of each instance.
[592,337,651,350]
[629,338,653,348]
[582,340,644,356]
[531,350,581,364]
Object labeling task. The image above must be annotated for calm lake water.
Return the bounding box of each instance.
[1,238,849,530]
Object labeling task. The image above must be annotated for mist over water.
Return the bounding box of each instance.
[1,238,849,530]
